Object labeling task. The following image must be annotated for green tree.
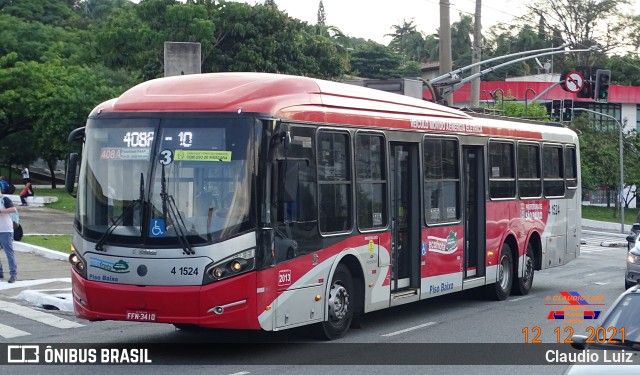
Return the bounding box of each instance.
[349,41,402,79]
[93,0,216,80]
[386,19,420,64]
[450,14,474,69]
[0,54,131,186]
[570,114,620,207]
[0,0,84,27]
[483,23,557,80]
[317,0,325,26]
[208,2,342,78]
[608,55,640,86]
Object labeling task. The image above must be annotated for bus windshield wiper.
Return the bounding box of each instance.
[160,164,194,255]
[95,173,145,251]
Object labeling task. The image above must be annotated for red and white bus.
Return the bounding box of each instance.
[67,72,580,339]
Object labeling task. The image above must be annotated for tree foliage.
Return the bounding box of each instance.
[350,42,403,79]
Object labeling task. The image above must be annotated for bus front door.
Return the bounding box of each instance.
[463,145,486,280]
[390,143,420,297]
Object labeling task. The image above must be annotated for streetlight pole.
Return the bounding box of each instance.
[573,108,625,233]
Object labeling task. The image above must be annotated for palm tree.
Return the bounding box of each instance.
[386,19,424,64]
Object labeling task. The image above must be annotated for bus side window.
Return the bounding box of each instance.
[273,125,321,263]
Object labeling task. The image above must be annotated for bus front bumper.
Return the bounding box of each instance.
[70,268,260,330]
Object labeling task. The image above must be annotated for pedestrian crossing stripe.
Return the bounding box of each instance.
[0,300,83,338]
[0,322,30,339]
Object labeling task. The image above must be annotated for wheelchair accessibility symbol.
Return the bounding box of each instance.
[150,219,166,237]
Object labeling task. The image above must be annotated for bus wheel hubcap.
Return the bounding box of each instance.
[499,256,510,290]
[328,284,349,321]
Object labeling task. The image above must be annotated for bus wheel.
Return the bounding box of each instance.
[485,243,513,300]
[318,264,354,340]
[513,243,535,295]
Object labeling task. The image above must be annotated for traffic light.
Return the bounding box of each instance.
[551,99,562,121]
[576,66,593,98]
[576,80,593,98]
[594,69,611,102]
[562,99,573,122]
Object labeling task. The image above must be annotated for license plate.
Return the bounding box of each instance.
[126,310,157,322]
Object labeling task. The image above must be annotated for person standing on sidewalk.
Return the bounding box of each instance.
[0,190,17,283]
[21,165,30,184]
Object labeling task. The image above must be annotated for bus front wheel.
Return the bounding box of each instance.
[317,264,354,340]
[485,243,513,300]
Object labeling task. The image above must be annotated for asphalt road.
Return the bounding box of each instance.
[0,230,631,375]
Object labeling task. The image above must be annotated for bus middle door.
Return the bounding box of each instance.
[389,142,420,303]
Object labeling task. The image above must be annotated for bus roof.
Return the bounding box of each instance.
[91,72,577,141]
[95,72,470,120]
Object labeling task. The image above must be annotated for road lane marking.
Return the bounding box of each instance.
[0,278,71,291]
[0,301,84,329]
[0,322,30,339]
[381,321,437,337]
[509,296,533,302]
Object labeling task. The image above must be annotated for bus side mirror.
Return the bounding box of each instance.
[65,153,78,194]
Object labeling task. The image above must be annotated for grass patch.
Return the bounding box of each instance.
[32,188,76,212]
[21,234,73,254]
[581,205,640,225]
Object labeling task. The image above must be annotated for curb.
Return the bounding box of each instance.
[13,241,68,261]
[599,241,629,248]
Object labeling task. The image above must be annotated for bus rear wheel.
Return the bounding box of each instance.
[485,243,513,300]
[513,243,535,295]
[317,264,354,340]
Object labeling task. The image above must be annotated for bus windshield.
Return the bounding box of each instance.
[76,116,256,247]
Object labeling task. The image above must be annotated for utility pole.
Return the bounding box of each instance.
[470,0,482,108]
[439,0,452,104]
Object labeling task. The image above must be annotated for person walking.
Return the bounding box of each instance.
[0,189,18,283]
[19,178,34,206]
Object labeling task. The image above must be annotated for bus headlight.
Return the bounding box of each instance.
[69,251,88,278]
[204,248,255,284]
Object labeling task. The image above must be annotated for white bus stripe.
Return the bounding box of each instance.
[0,301,84,329]
[381,322,437,337]
[0,322,31,339]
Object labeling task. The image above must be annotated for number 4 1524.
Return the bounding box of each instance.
[171,267,199,276]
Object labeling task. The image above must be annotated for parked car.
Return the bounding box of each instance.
[565,286,640,373]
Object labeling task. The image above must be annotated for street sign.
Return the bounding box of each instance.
[560,71,585,93]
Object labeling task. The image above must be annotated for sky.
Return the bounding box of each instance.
[230,0,530,45]
[230,0,640,46]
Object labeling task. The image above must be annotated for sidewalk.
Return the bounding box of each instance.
[0,205,74,309]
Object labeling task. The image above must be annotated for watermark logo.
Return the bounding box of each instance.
[544,291,605,324]
[7,345,39,363]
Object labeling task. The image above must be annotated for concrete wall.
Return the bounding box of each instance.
[164,42,201,77]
